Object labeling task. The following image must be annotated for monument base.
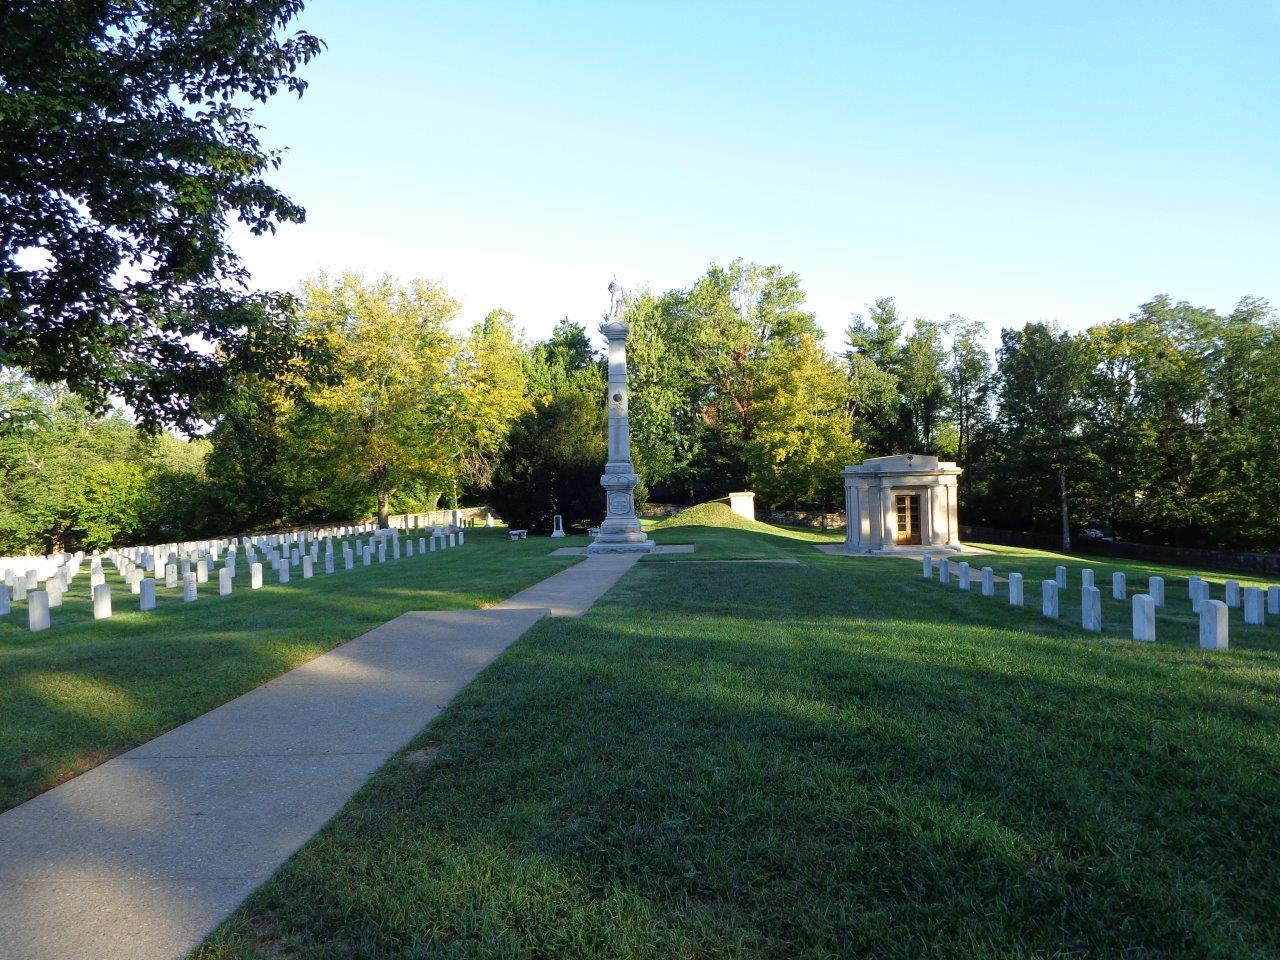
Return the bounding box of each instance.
[587,538,655,555]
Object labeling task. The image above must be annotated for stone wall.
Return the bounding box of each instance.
[960,524,1280,577]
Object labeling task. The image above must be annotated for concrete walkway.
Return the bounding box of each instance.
[0,554,639,960]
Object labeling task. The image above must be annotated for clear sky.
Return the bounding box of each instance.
[231,0,1280,348]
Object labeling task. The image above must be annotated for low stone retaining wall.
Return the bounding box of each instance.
[960,524,1280,577]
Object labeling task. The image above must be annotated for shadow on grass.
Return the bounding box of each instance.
[196,558,1280,960]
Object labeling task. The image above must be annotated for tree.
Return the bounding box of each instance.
[945,316,992,491]
[456,309,531,495]
[745,333,860,523]
[844,298,904,452]
[523,317,596,400]
[896,318,951,453]
[489,383,606,533]
[0,0,322,430]
[295,274,463,528]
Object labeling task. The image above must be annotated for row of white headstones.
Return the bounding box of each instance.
[922,555,1279,651]
[0,522,467,633]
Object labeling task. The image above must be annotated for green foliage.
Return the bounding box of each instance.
[0,1,323,430]
[489,380,607,533]
[650,500,775,533]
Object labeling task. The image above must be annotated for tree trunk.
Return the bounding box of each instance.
[1058,464,1071,553]
[377,490,390,529]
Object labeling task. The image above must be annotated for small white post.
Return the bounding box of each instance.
[922,555,933,579]
[938,558,950,583]
[1008,572,1024,606]
[1132,594,1155,641]
[980,566,994,597]
[1199,599,1228,650]
[958,562,971,591]
[1112,571,1126,601]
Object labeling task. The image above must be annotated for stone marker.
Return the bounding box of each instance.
[1042,580,1059,618]
[195,558,209,584]
[183,573,198,602]
[1268,585,1280,616]
[448,533,457,548]
[28,589,50,632]
[47,581,64,607]
[302,557,313,579]
[344,553,354,571]
[165,563,178,588]
[1243,586,1265,625]
[458,531,465,546]
[1132,594,1155,641]
[1190,578,1208,613]
[1148,576,1165,607]
[418,537,426,552]
[429,537,437,553]
[958,561,971,590]
[0,584,8,616]
[1199,599,1228,650]
[279,562,290,584]
[93,583,112,619]
[938,558,950,583]
[250,562,263,589]
[1225,580,1241,608]
[140,578,156,611]
[324,554,335,574]
[1112,571,1126,601]
[981,566,995,597]
[1009,572,1024,606]
[922,555,933,579]
[362,548,371,567]
[1187,576,1201,599]
[1082,568,1094,588]
[1055,565,1067,588]
[1082,585,1102,632]
[219,567,233,596]
[551,514,566,538]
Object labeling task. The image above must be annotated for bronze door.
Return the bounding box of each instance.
[895,494,921,545]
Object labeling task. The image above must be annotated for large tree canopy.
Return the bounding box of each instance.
[0,0,322,430]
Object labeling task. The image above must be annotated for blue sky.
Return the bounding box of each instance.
[232,0,1280,348]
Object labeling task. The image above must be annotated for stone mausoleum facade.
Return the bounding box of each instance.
[841,454,963,553]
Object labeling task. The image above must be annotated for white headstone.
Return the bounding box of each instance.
[1112,571,1126,601]
[1224,580,1240,607]
[219,567,233,596]
[93,583,112,619]
[362,548,371,567]
[1243,586,1265,625]
[1268,585,1280,616]
[1148,576,1165,607]
[405,541,414,558]
[250,562,263,589]
[418,537,426,552]
[551,515,566,538]
[1082,585,1102,632]
[486,513,494,528]
[1190,578,1208,613]
[140,578,156,611]
[344,552,354,571]
[279,562,290,584]
[1042,580,1059,618]
[164,563,178,588]
[0,583,9,617]
[429,537,437,553]
[302,557,313,579]
[183,573,198,602]
[47,580,64,607]
[195,558,209,584]
[1199,599,1228,650]
[958,561,971,590]
[458,531,465,546]
[922,555,933,579]
[1081,568,1094,589]
[1187,576,1202,599]
[28,589,50,632]
[1008,572,1024,606]
[448,533,457,548]
[1055,565,1067,588]
[980,566,995,597]
[1132,594,1155,641]
[324,554,334,574]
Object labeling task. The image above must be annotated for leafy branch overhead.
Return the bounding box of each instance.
[0,0,323,430]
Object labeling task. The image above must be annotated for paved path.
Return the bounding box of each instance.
[0,554,639,960]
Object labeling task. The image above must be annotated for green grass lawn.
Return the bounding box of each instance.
[0,529,578,812]
[192,523,1280,959]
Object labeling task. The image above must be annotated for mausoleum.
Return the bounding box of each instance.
[841,454,963,553]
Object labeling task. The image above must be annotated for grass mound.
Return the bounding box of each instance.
[650,500,778,533]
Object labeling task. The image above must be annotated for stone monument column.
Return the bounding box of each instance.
[588,279,655,555]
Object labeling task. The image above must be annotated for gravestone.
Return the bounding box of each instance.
[1199,599,1228,650]
[458,531,465,546]
[551,515,566,538]
[344,553,354,571]
[1225,580,1241,608]
[1112,571,1126,601]
[279,563,290,584]
[981,566,995,597]
[1055,565,1067,588]
[1268,585,1280,616]
[219,567,233,596]
[1243,586,1265,625]
[302,557,313,579]
[958,561,970,590]
[183,573,198,602]
[1082,585,1102,632]
[140,578,156,611]
[47,581,64,607]
[324,554,335,574]
[0,583,9,616]
[1042,580,1059,618]
[250,563,263,589]
[922,555,933,579]
[1132,594,1155,641]
[93,583,112,619]
[28,589,50,632]
[938,557,950,583]
[1008,572,1024,606]
[195,558,209,584]
[1082,568,1094,588]
[1148,576,1165,607]
[418,537,426,552]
